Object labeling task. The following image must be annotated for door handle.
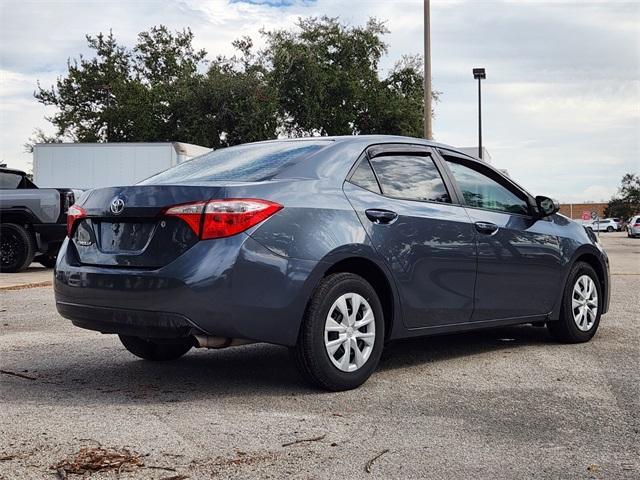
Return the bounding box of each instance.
[365,209,398,225]
[474,221,499,235]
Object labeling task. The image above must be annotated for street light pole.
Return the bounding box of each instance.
[423,0,432,140]
[472,68,486,159]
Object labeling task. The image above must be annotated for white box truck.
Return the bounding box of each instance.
[33,142,211,189]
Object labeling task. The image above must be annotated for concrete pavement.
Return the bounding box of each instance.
[0,233,638,479]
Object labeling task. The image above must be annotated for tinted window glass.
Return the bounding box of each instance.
[0,172,23,189]
[370,155,450,203]
[140,141,331,184]
[349,159,381,194]
[446,161,529,215]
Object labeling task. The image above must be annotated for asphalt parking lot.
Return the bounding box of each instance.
[1,233,638,479]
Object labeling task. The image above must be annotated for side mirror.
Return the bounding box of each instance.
[535,195,559,217]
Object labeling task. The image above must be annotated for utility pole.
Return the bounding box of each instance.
[472,68,486,159]
[423,0,432,140]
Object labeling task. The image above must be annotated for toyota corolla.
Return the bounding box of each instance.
[55,136,610,390]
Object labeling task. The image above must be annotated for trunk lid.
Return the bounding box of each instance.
[72,185,224,268]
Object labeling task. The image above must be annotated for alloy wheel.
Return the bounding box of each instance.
[572,275,598,331]
[1,230,21,268]
[324,292,376,372]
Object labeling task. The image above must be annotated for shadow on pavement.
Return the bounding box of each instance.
[1,324,553,405]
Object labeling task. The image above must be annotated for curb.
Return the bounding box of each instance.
[0,281,53,291]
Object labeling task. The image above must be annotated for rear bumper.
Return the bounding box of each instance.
[54,235,323,346]
[57,301,203,338]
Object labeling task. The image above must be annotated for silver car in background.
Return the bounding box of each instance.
[586,218,620,232]
[627,215,640,238]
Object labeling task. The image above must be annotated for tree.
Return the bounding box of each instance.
[33,18,436,148]
[264,16,436,137]
[23,128,63,153]
[605,173,640,219]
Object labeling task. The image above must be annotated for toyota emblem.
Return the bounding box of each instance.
[110,197,125,215]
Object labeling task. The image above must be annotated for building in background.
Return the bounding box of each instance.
[33,142,211,190]
[559,202,608,220]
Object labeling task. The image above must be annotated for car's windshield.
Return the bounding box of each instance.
[139,140,332,185]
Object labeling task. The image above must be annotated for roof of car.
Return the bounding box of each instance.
[244,135,479,160]
[0,167,27,176]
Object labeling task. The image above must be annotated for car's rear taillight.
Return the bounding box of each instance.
[165,199,283,240]
[164,202,207,236]
[66,204,87,236]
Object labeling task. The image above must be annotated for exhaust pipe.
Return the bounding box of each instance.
[193,335,254,349]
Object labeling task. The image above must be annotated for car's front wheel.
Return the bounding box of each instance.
[293,273,384,391]
[547,262,602,343]
[119,335,193,361]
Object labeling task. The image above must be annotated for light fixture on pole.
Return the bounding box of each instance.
[472,67,486,160]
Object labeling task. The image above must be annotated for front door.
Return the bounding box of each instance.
[344,145,477,328]
[439,153,563,321]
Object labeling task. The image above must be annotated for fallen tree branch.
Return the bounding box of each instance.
[282,434,326,447]
[0,370,36,380]
[147,465,177,472]
[365,449,389,473]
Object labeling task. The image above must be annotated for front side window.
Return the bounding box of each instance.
[445,160,529,215]
[369,155,450,203]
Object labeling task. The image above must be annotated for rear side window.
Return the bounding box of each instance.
[0,172,23,189]
[349,159,381,194]
[445,160,529,215]
[140,140,331,184]
[369,155,450,203]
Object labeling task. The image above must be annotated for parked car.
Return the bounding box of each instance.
[0,167,76,272]
[627,215,640,238]
[54,136,610,390]
[611,218,622,230]
[585,218,619,232]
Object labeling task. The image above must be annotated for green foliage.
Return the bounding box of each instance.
[34,18,435,148]
[605,173,640,219]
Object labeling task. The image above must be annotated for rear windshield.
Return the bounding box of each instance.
[139,140,331,184]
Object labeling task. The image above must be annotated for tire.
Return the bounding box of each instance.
[292,273,385,391]
[547,262,602,343]
[606,226,614,232]
[118,335,193,361]
[0,223,36,273]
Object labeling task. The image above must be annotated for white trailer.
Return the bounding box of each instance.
[33,142,211,189]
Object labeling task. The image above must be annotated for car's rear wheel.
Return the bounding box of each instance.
[548,262,602,343]
[118,335,193,361]
[606,226,614,232]
[0,223,36,273]
[292,273,384,391]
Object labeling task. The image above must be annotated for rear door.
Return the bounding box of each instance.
[343,144,477,328]
[437,151,563,321]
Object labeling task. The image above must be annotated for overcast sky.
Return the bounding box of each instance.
[1,0,638,202]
